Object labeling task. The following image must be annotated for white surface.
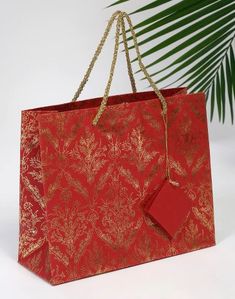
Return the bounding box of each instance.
[0,1,235,298]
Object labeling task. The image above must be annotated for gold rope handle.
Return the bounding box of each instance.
[93,11,167,124]
[92,13,124,125]
[93,11,178,187]
[123,12,176,185]
[123,12,179,186]
[71,11,136,102]
[120,15,137,94]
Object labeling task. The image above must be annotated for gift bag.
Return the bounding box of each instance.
[18,11,215,285]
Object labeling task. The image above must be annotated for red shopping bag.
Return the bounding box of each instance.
[18,11,215,285]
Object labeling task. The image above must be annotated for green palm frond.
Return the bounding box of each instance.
[109,0,235,123]
[107,0,129,8]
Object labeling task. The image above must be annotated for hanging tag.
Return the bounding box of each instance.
[144,179,191,239]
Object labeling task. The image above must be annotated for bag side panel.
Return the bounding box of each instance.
[18,111,51,282]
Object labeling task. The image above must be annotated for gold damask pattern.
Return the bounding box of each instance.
[19,111,46,259]
[48,204,93,276]
[69,130,108,183]
[19,194,45,258]
[122,126,158,171]
[96,171,143,249]
[18,91,215,284]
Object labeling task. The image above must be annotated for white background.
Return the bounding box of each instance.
[0,1,234,298]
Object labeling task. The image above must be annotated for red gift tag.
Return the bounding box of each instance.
[144,179,191,239]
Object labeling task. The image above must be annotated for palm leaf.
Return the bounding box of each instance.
[107,0,129,8]
[131,0,206,28]
[127,0,228,39]
[134,14,234,61]
[138,22,233,70]
[146,28,234,78]
[230,46,235,98]
[109,0,235,123]
[127,0,233,45]
[226,49,234,123]
[131,0,172,14]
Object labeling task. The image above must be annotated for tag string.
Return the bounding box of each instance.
[164,113,180,187]
[71,11,179,187]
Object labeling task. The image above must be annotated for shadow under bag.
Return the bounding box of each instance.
[18,11,216,285]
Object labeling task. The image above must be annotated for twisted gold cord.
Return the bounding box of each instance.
[121,16,137,94]
[71,11,136,102]
[72,11,179,186]
[121,12,178,186]
[92,14,124,125]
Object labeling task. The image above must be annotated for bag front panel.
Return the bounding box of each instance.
[37,91,215,285]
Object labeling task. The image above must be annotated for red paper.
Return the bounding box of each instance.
[18,89,216,285]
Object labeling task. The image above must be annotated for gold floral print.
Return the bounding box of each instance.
[39,115,90,201]
[25,251,43,274]
[84,241,111,276]
[91,165,115,208]
[167,96,184,128]
[50,265,66,285]
[69,129,107,183]
[182,182,197,201]
[20,113,44,207]
[19,195,45,258]
[106,133,123,159]
[21,175,45,209]
[133,230,168,264]
[142,108,161,131]
[181,180,214,233]
[97,102,136,136]
[49,245,69,267]
[192,154,207,175]
[184,219,204,250]
[29,152,43,183]
[96,172,143,249]
[192,208,212,231]
[118,166,148,201]
[64,172,88,199]
[49,206,88,256]
[166,241,179,256]
[118,165,154,202]
[118,166,139,191]
[19,111,46,259]
[192,183,214,232]
[144,155,165,187]
[40,127,59,150]
[18,92,216,284]
[166,237,189,256]
[177,118,199,167]
[169,156,187,177]
[134,234,156,262]
[20,111,39,153]
[48,203,93,270]
[122,126,158,171]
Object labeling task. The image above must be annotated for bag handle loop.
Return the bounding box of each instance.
[73,11,178,187]
[71,11,137,102]
[119,13,179,186]
[92,12,167,125]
